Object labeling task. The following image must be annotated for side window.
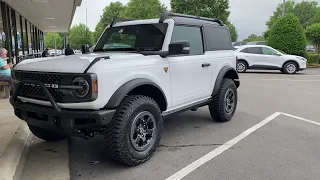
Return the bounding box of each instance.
[171,26,203,55]
[240,48,247,53]
[246,47,262,54]
[262,47,277,55]
[205,26,233,51]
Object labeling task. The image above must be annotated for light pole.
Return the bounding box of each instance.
[282,0,285,16]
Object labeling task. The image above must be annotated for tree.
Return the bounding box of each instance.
[243,34,265,42]
[69,23,94,49]
[171,0,230,22]
[267,13,307,55]
[44,32,63,49]
[94,2,125,42]
[266,0,295,29]
[312,8,320,24]
[292,1,318,28]
[225,21,237,41]
[267,1,318,29]
[120,0,167,19]
[306,23,320,53]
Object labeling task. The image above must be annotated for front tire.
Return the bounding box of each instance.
[209,78,238,122]
[105,95,163,166]
[28,125,67,142]
[283,62,297,74]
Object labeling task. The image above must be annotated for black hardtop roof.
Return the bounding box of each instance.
[110,11,225,27]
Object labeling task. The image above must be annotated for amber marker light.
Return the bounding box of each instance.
[93,80,98,93]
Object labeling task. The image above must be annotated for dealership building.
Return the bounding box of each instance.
[0,0,82,63]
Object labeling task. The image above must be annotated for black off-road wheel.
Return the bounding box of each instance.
[28,125,67,142]
[105,95,163,166]
[209,78,238,122]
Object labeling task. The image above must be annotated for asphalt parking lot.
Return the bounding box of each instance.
[22,68,320,180]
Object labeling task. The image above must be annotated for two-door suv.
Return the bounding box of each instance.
[10,11,240,166]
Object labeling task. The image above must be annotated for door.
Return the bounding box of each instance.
[167,25,212,108]
[261,47,282,68]
[241,47,264,66]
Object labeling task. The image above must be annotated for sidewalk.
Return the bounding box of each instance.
[0,99,20,157]
[0,98,32,180]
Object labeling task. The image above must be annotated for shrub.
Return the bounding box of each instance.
[267,13,307,55]
[308,54,320,64]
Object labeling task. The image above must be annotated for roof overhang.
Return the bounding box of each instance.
[3,0,82,32]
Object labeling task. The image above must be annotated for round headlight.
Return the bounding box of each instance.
[72,77,89,98]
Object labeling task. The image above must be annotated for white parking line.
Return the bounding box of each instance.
[262,79,320,82]
[165,112,282,180]
[281,113,320,126]
[165,112,319,180]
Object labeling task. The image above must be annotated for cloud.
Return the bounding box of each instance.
[71,0,285,40]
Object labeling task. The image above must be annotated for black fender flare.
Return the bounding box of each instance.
[105,78,168,109]
[212,66,240,96]
[282,60,300,69]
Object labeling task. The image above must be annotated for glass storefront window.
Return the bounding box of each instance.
[15,12,22,57]
[0,4,4,50]
[26,21,32,54]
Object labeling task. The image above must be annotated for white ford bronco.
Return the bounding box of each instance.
[10,11,240,166]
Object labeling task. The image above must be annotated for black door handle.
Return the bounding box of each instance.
[202,63,211,67]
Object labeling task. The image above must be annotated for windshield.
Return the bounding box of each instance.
[94,23,168,52]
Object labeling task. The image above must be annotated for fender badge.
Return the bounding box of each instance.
[163,67,168,73]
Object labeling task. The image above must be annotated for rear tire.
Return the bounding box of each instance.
[283,62,297,74]
[28,125,67,142]
[237,61,247,73]
[209,78,238,122]
[105,95,163,166]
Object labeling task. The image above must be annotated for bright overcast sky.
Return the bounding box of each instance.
[71,0,304,41]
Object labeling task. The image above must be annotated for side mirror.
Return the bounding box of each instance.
[275,52,282,56]
[169,41,190,55]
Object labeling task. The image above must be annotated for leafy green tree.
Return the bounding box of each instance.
[225,21,237,41]
[266,0,295,28]
[263,30,270,40]
[94,2,125,42]
[312,8,320,24]
[44,32,63,49]
[306,23,320,53]
[69,23,94,49]
[292,1,318,28]
[267,13,307,55]
[171,0,230,22]
[243,34,265,42]
[267,0,318,29]
[120,0,167,19]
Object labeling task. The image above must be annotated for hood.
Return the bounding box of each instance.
[14,52,145,73]
[283,54,306,61]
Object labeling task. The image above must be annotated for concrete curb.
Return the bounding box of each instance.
[0,122,32,180]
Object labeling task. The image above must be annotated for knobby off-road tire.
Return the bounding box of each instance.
[209,78,238,122]
[28,125,67,142]
[105,95,163,166]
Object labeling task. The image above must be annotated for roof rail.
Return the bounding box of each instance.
[159,11,224,26]
[110,17,135,27]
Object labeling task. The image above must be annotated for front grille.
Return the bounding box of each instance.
[14,71,65,101]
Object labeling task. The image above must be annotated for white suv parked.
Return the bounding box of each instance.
[10,11,240,166]
[235,45,307,74]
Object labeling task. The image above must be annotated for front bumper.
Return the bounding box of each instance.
[10,80,115,135]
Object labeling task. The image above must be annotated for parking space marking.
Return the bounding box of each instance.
[262,79,320,82]
[165,112,282,180]
[281,112,320,126]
